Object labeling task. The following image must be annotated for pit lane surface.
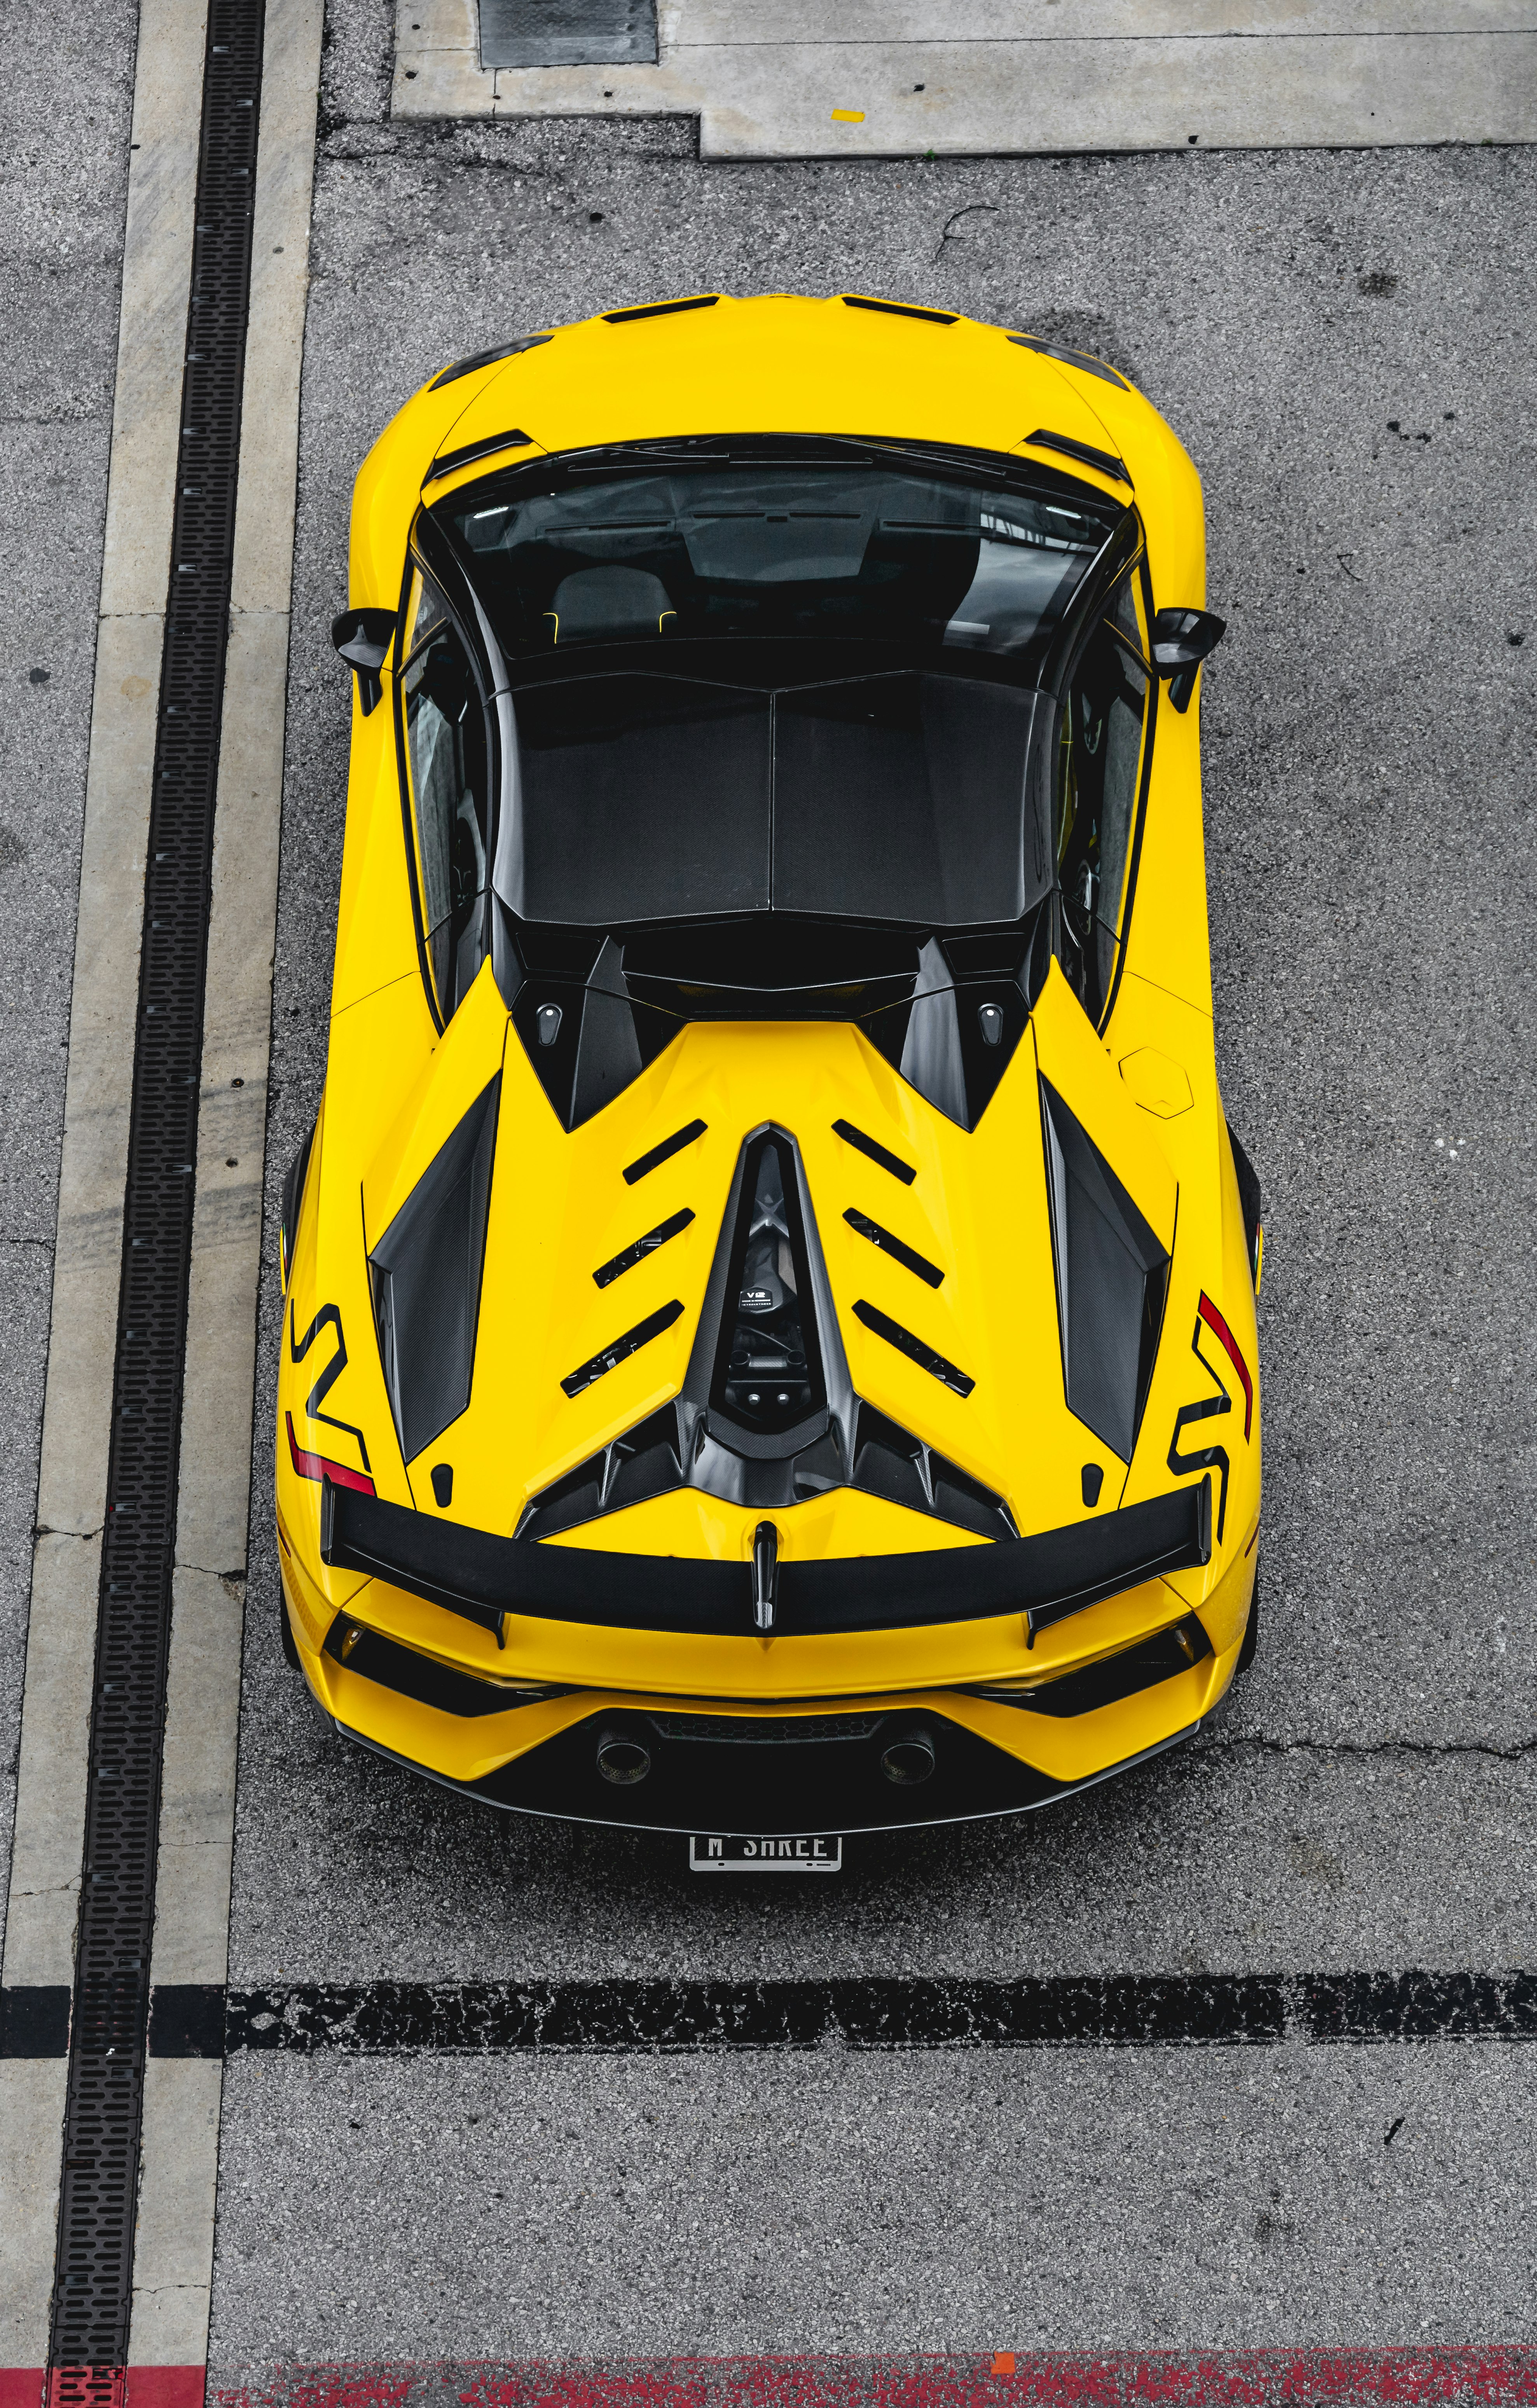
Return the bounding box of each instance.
[6,0,1537,2378]
[222,37,1537,2360]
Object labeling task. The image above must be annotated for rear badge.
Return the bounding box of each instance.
[690,1834,842,1873]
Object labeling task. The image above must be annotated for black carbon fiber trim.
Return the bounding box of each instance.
[1022,427,1131,487]
[47,5,265,2387]
[320,1476,1210,1643]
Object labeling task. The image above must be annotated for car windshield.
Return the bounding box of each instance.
[437,445,1125,929]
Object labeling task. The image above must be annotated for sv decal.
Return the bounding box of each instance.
[289,1301,372,1475]
[1167,1292,1253,1547]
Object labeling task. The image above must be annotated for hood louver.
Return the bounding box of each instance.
[1040,1077,1169,1463]
[369,1076,500,1466]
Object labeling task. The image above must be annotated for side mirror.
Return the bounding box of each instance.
[330,606,397,717]
[1149,606,1225,714]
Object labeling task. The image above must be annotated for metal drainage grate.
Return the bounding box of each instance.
[480,0,658,69]
[47,2,265,2389]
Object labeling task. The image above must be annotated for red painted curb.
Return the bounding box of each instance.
[199,2354,1537,2408]
[0,2369,210,2408]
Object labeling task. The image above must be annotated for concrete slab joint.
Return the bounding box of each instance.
[393,0,1537,149]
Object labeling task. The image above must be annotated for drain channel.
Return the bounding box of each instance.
[47,3,266,2389]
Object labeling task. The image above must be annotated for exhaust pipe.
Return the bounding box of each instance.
[879,1721,936,1786]
[596,1727,651,1786]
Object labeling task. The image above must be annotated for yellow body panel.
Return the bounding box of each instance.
[279,290,1262,1831]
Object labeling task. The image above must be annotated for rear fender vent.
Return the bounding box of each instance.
[1040,1077,1170,1462]
[369,1076,500,1464]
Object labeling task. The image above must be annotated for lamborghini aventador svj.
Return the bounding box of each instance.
[276,290,1262,1853]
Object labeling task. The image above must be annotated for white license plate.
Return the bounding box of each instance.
[690,1833,842,1873]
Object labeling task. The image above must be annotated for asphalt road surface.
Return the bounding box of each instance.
[7,0,1537,2376]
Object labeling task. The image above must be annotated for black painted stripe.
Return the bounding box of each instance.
[1307,1970,1537,2042]
[14,1974,1537,2062]
[99,1971,1537,2059]
[853,1299,974,1398]
[0,1984,72,2057]
[622,1119,707,1185]
[844,1207,943,1288]
[593,1208,695,1289]
[48,4,266,2383]
[832,1119,916,1185]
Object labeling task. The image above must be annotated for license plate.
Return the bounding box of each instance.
[690,1833,842,1872]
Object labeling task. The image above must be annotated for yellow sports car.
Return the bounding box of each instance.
[276,291,1262,1853]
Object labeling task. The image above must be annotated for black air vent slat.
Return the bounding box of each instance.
[593,1208,695,1289]
[623,1119,707,1184]
[426,429,533,482]
[1008,334,1130,390]
[428,333,550,391]
[603,295,718,323]
[831,1119,915,1185]
[321,1617,566,1719]
[853,1300,974,1398]
[844,1207,943,1288]
[843,295,958,326]
[974,1616,1212,1718]
[1023,427,1131,486]
[651,1712,882,1744]
[561,1300,684,1397]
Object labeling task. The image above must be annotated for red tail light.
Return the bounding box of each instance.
[286,1411,376,1496]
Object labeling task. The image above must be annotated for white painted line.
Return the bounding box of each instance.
[0,0,210,2369]
[395,0,1537,146]
[128,0,327,2372]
